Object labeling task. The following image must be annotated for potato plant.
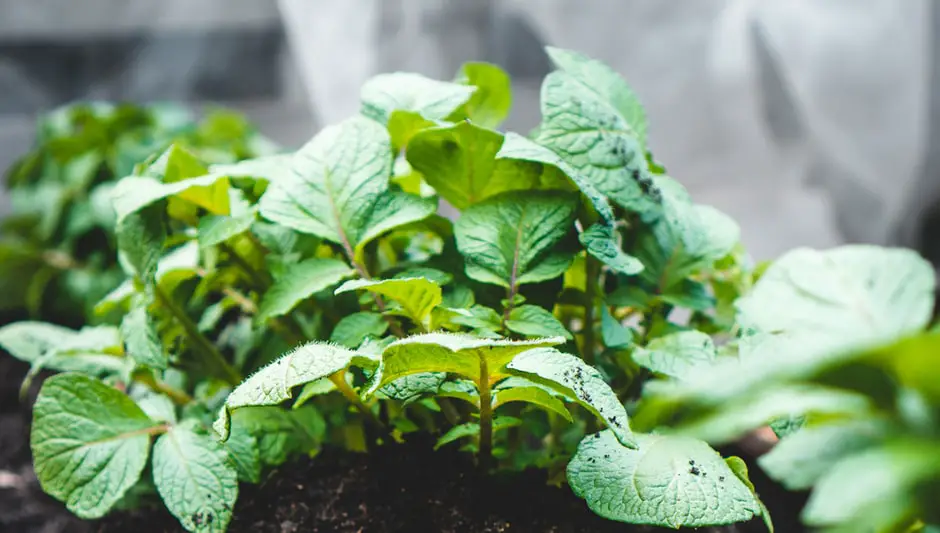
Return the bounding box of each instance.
[4,46,937,533]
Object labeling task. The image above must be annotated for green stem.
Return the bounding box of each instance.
[477,356,494,470]
[155,286,242,386]
[136,373,193,405]
[500,283,519,333]
[329,371,391,438]
[583,255,600,364]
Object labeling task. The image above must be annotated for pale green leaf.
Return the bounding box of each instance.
[329,312,389,348]
[112,171,230,224]
[492,380,572,422]
[758,419,887,490]
[600,306,632,348]
[434,416,522,450]
[31,373,158,519]
[153,426,238,533]
[506,305,572,339]
[579,223,643,275]
[292,378,337,409]
[258,117,434,255]
[115,203,165,283]
[632,331,716,380]
[134,392,177,424]
[506,347,635,447]
[367,333,565,396]
[361,72,476,125]
[452,62,512,128]
[378,372,447,403]
[725,456,774,533]
[198,209,257,250]
[0,321,78,363]
[455,190,578,288]
[258,258,355,321]
[336,277,442,331]
[121,298,166,370]
[215,342,376,439]
[546,47,647,147]
[567,431,760,528]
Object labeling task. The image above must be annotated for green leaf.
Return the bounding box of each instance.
[676,385,873,445]
[758,419,886,490]
[632,331,716,380]
[0,322,126,378]
[31,373,159,519]
[215,342,376,439]
[455,190,578,288]
[537,59,657,214]
[121,297,166,370]
[329,311,389,348]
[505,305,572,339]
[258,258,355,321]
[492,377,572,422]
[567,431,760,528]
[258,117,435,257]
[336,277,442,331]
[600,307,632,348]
[226,406,323,474]
[116,202,166,283]
[506,347,635,447]
[197,209,257,250]
[725,456,774,533]
[112,157,230,224]
[496,132,614,223]
[579,223,643,275]
[434,416,522,450]
[736,245,935,354]
[153,425,238,533]
[367,333,565,396]
[360,72,476,125]
[0,321,78,363]
[545,47,647,147]
[452,62,512,128]
[378,372,447,403]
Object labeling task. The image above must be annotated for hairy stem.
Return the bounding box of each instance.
[155,285,242,386]
[477,356,494,470]
[329,371,390,438]
[500,283,519,333]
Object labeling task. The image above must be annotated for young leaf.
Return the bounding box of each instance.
[112,167,230,223]
[335,277,442,331]
[153,425,238,533]
[367,333,565,396]
[257,258,355,321]
[452,62,512,128]
[506,347,635,447]
[197,209,257,250]
[492,377,572,422]
[360,72,476,125]
[579,223,643,275]
[31,373,161,519]
[545,47,648,147]
[567,431,760,528]
[435,416,522,450]
[258,116,435,259]
[505,304,573,339]
[115,202,166,283]
[121,297,167,370]
[631,331,716,380]
[214,342,377,439]
[454,190,578,288]
[329,311,389,348]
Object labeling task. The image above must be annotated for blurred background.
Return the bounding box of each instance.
[1,0,937,264]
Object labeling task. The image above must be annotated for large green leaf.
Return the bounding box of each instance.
[258,116,435,259]
[567,431,760,528]
[505,304,573,339]
[153,425,238,533]
[329,311,389,348]
[257,258,355,321]
[579,223,643,276]
[360,72,476,125]
[631,331,716,380]
[335,277,442,331]
[452,61,512,128]
[214,342,377,439]
[506,347,635,447]
[0,322,126,377]
[366,333,565,396]
[121,297,166,370]
[454,190,578,288]
[31,373,159,518]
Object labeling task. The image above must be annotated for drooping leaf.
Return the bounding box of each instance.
[506,347,635,447]
[360,72,476,125]
[631,331,716,380]
[121,297,166,370]
[452,62,512,128]
[579,223,643,275]
[366,333,565,396]
[31,373,159,519]
[153,425,238,533]
[112,155,230,223]
[0,322,126,377]
[567,431,760,528]
[455,190,578,288]
[505,305,572,339]
[257,258,355,321]
[335,277,442,331]
[725,456,774,533]
[214,342,377,439]
[258,116,435,258]
[329,312,389,348]
[0,321,79,363]
[434,416,522,450]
